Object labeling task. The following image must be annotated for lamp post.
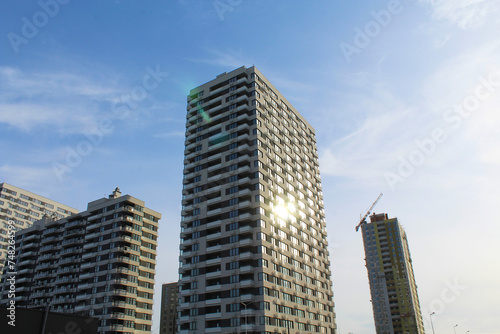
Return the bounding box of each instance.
[454,324,459,334]
[240,301,254,334]
[429,312,436,334]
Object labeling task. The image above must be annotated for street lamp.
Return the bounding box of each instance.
[454,324,459,334]
[240,301,255,334]
[429,312,436,334]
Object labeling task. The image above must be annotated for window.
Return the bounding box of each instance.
[227,261,239,270]
[194,165,203,172]
[226,153,238,161]
[229,198,238,206]
[229,248,239,256]
[228,175,238,182]
[227,303,240,312]
[226,222,239,231]
[192,243,199,251]
[228,163,238,171]
[226,186,238,195]
[230,318,240,326]
[228,210,238,218]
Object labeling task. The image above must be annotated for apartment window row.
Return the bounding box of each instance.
[259,271,329,301]
[1,192,70,213]
[261,245,330,284]
[258,229,328,265]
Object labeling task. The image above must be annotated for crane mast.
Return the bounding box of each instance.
[355,193,383,232]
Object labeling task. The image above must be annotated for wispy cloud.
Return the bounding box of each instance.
[420,0,498,29]
[153,131,185,139]
[0,66,127,134]
[185,47,252,69]
[319,39,500,193]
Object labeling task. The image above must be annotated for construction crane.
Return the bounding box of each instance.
[355,193,383,232]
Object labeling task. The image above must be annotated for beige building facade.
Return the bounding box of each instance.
[0,188,161,334]
[0,182,78,276]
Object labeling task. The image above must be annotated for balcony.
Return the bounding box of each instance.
[206,245,221,252]
[239,265,253,273]
[239,279,254,287]
[239,251,253,260]
[206,284,222,292]
[206,258,221,265]
[78,283,91,290]
[205,271,221,278]
[205,312,222,320]
[238,238,253,246]
[239,225,252,233]
[207,197,222,205]
[206,232,222,241]
[207,208,222,216]
[205,298,221,306]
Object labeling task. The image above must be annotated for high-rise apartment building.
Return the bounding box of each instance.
[0,188,161,334]
[160,282,179,334]
[178,66,336,334]
[0,182,78,277]
[361,213,425,334]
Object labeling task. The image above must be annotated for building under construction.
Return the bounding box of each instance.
[360,213,425,334]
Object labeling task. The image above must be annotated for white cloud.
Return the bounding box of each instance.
[153,131,185,138]
[185,47,251,69]
[420,0,498,29]
[0,66,137,134]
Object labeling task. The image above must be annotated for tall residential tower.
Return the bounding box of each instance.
[178,66,336,334]
[361,213,425,334]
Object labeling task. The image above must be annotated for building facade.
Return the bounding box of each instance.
[160,282,179,334]
[0,183,78,277]
[361,213,425,334]
[0,188,161,334]
[178,66,336,334]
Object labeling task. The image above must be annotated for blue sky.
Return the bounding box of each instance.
[1,0,500,333]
